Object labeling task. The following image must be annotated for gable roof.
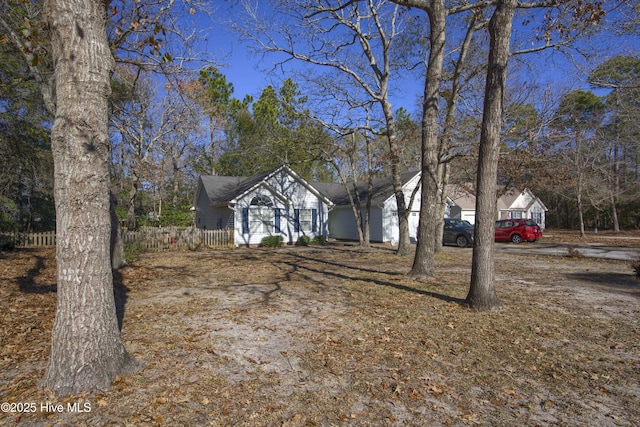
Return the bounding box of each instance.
[445,184,476,210]
[313,170,420,207]
[497,188,548,212]
[496,188,520,210]
[198,165,333,207]
[199,173,268,205]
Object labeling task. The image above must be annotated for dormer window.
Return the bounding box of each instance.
[250,195,273,207]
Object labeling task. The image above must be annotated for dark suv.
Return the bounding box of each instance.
[443,218,474,248]
[494,219,542,243]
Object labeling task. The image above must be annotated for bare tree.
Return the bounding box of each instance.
[550,89,604,237]
[238,0,419,255]
[110,69,178,229]
[313,100,381,247]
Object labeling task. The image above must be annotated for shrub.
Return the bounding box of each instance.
[260,235,284,248]
[124,241,145,264]
[296,235,311,246]
[312,235,327,246]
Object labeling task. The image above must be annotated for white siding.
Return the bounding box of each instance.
[528,201,546,229]
[461,211,476,224]
[381,173,421,243]
[235,168,331,246]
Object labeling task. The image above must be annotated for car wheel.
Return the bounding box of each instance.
[456,235,469,248]
[511,234,523,244]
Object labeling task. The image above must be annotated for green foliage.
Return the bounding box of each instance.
[124,241,145,264]
[259,235,284,248]
[0,196,20,231]
[295,235,327,246]
[296,235,311,246]
[197,66,235,118]
[216,78,333,180]
[555,90,604,127]
[158,205,194,228]
[312,235,328,246]
[589,56,640,88]
[0,40,54,232]
[114,205,128,222]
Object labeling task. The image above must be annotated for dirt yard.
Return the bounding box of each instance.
[1,234,639,426]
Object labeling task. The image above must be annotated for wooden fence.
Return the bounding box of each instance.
[0,231,56,247]
[0,228,234,250]
[123,227,234,251]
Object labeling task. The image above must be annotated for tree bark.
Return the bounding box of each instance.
[110,193,127,270]
[127,174,139,230]
[409,0,446,277]
[466,0,517,311]
[41,0,140,395]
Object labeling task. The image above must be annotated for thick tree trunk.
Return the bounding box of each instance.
[467,0,516,311]
[409,1,446,277]
[41,0,140,395]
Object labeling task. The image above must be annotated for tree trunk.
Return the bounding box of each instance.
[409,1,446,277]
[610,193,619,232]
[127,173,139,230]
[467,0,517,311]
[577,191,586,237]
[434,162,449,253]
[611,141,620,232]
[209,114,216,175]
[110,192,127,270]
[41,0,140,395]
[382,106,410,255]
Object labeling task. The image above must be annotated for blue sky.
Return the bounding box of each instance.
[193,2,638,116]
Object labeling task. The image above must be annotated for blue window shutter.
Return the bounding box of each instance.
[312,209,318,232]
[242,208,249,234]
[294,209,300,232]
[275,208,281,233]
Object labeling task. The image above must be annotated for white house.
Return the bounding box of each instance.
[497,188,548,229]
[314,174,548,242]
[195,167,548,246]
[194,165,333,246]
[312,171,422,243]
[445,184,477,225]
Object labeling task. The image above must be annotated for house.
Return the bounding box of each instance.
[497,188,548,229]
[195,166,548,246]
[194,165,333,246]
[445,184,477,225]
[313,174,548,242]
[312,171,422,244]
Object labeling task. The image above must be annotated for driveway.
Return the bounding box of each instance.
[495,241,640,261]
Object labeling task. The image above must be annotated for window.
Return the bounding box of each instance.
[250,195,273,207]
[250,208,273,233]
[299,209,312,232]
[245,195,274,234]
[531,212,543,225]
[295,208,317,233]
[511,211,523,219]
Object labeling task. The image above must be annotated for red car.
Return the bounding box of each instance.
[494,219,542,243]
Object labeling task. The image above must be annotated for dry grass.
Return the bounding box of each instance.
[1,240,639,426]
